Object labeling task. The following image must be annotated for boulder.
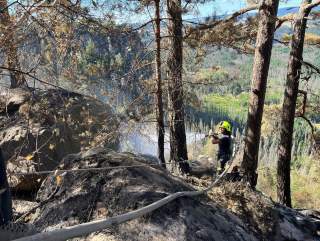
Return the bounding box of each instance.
[0,87,119,192]
[13,149,320,241]
[0,88,31,114]
[22,149,258,241]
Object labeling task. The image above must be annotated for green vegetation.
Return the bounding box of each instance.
[203,93,248,122]
[202,91,282,124]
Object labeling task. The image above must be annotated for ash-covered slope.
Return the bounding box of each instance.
[10,149,319,241]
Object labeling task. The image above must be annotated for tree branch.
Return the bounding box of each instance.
[275,14,295,30]
[301,60,320,75]
[0,66,64,90]
[304,0,320,11]
[0,0,18,13]
[295,90,315,136]
[297,115,315,134]
[273,38,289,45]
[189,4,260,32]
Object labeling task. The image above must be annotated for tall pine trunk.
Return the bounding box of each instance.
[241,0,279,187]
[277,0,312,208]
[0,0,26,88]
[166,0,189,172]
[0,148,12,225]
[155,0,166,167]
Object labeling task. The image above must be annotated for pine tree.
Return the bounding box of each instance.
[241,0,280,187]
[277,0,320,207]
[154,0,166,166]
[167,0,189,172]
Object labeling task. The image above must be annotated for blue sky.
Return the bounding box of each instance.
[4,0,307,26]
[117,0,304,24]
[198,0,302,17]
[16,0,300,23]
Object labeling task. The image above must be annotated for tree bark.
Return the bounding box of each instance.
[241,0,279,187]
[166,0,189,172]
[0,0,26,88]
[277,0,312,208]
[155,0,166,167]
[0,148,12,225]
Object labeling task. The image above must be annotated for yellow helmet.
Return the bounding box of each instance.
[218,121,232,133]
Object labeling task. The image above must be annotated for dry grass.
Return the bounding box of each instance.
[257,162,320,209]
[208,182,277,238]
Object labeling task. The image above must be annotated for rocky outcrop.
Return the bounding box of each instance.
[0,87,119,192]
[19,149,258,241]
[12,149,320,241]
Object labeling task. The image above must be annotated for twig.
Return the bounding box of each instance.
[295,91,316,138]
[0,0,18,13]
[301,60,320,75]
[15,185,60,222]
[297,115,315,134]
[0,66,65,90]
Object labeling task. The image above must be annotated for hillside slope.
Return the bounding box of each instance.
[7,149,319,241]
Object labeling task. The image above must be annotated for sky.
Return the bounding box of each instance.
[198,0,302,17]
[5,0,304,23]
[114,0,304,24]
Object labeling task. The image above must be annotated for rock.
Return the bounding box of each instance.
[0,88,31,114]
[14,149,319,241]
[0,87,119,192]
[23,149,258,241]
[188,159,215,177]
[0,222,38,240]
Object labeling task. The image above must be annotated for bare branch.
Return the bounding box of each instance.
[297,115,315,134]
[304,0,320,11]
[295,90,316,138]
[275,14,295,30]
[0,66,65,90]
[301,60,320,75]
[273,38,289,45]
[0,0,18,13]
